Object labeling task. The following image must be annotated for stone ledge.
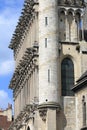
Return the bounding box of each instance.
[38,102,61,109]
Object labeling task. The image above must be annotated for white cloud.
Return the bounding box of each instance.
[0,1,23,75]
[0,1,24,110]
[0,60,14,76]
[0,90,13,109]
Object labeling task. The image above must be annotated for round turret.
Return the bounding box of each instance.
[39,0,59,104]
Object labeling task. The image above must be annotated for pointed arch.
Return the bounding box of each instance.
[61,58,74,96]
[58,10,66,41]
[67,11,73,41]
[27,126,30,130]
[75,12,82,41]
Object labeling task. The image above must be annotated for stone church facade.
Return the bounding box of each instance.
[8,0,87,130]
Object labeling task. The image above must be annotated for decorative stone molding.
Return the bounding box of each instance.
[8,104,38,130]
[58,0,85,7]
[38,102,61,122]
[39,108,47,122]
[9,0,39,51]
[9,45,39,98]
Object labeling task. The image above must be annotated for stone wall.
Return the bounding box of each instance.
[62,96,76,130]
[15,15,38,68]
[75,87,87,130]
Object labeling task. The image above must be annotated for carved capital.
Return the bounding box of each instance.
[39,108,47,122]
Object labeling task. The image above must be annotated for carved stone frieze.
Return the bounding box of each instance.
[39,108,47,122]
[58,0,85,6]
[9,46,39,98]
[8,104,38,130]
[9,0,39,54]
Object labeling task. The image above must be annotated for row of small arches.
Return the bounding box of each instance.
[59,8,83,41]
[58,8,83,16]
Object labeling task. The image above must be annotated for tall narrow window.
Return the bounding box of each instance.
[61,58,74,96]
[82,96,86,126]
[68,12,73,41]
[48,69,50,82]
[75,13,82,41]
[58,10,66,41]
[45,38,47,48]
[45,17,48,25]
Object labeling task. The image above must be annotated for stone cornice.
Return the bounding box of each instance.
[9,44,39,98]
[9,0,39,51]
[72,77,87,92]
[38,102,61,122]
[60,41,79,45]
[58,0,85,7]
[38,102,61,109]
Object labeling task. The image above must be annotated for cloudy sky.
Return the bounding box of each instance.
[0,0,24,109]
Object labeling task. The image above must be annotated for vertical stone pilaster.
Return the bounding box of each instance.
[71,16,78,42]
[46,109,57,130]
[65,14,69,41]
[81,15,84,41]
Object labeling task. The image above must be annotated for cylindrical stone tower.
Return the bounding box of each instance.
[39,0,59,105]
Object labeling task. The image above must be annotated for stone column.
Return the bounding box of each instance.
[81,15,84,41]
[39,1,60,130]
[71,15,78,42]
[65,13,69,41]
[46,109,57,130]
[39,0,59,105]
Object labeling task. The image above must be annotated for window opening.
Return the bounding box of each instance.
[45,38,47,48]
[61,58,74,96]
[68,12,73,41]
[59,10,66,41]
[45,17,48,25]
[75,13,82,41]
[82,96,86,126]
[48,69,50,82]
[27,126,30,130]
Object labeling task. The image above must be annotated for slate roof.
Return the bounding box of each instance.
[72,70,87,92]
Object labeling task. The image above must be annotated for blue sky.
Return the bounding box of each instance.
[0,0,24,109]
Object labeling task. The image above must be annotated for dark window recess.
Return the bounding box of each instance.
[27,126,30,130]
[61,58,74,96]
[84,30,87,42]
[79,29,87,41]
[79,29,82,41]
[48,69,50,82]
[82,96,86,127]
[45,17,48,25]
[45,38,47,48]
[81,127,87,130]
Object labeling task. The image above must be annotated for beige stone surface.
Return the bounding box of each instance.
[8,1,87,130]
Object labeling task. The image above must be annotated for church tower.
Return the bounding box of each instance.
[8,0,87,130]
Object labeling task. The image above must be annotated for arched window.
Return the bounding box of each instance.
[27,126,30,130]
[75,12,82,41]
[67,11,73,41]
[61,58,74,96]
[59,10,66,41]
